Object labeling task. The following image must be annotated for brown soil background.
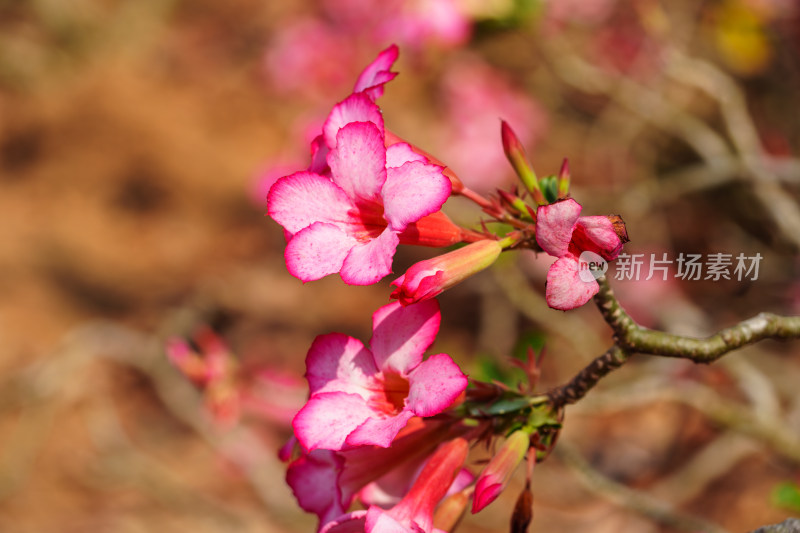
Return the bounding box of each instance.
[1,1,799,532]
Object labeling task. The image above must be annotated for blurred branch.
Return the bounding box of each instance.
[569,374,800,465]
[664,48,800,251]
[0,321,296,518]
[555,440,730,533]
[540,30,800,251]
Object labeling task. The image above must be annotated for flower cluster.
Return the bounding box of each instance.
[262,46,629,532]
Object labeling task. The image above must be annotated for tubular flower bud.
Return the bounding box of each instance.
[500,121,546,205]
[472,429,531,514]
[390,240,502,306]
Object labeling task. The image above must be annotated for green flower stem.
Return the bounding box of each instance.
[594,276,800,362]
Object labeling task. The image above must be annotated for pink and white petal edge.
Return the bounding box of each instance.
[328,121,387,203]
[385,142,426,169]
[293,392,375,451]
[370,299,441,374]
[320,511,368,533]
[345,409,416,448]
[535,198,582,258]
[353,44,399,98]
[406,353,467,417]
[339,229,400,285]
[267,171,355,234]
[286,450,346,526]
[365,507,410,533]
[545,256,599,311]
[284,222,358,282]
[382,161,451,231]
[323,93,385,150]
[306,332,379,397]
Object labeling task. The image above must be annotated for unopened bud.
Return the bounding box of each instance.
[510,483,533,533]
[472,429,531,513]
[433,491,469,532]
[557,159,570,199]
[501,121,546,205]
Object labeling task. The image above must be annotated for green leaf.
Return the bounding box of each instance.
[771,482,800,512]
[539,175,559,204]
[473,354,526,388]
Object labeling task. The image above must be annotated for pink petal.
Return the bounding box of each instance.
[324,93,384,149]
[545,256,599,310]
[382,161,451,231]
[472,478,503,513]
[390,268,446,307]
[268,171,355,234]
[293,392,375,451]
[406,354,467,417]
[572,216,623,260]
[365,508,409,533]
[353,44,399,101]
[370,300,441,374]
[328,121,387,203]
[285,222,358,282]
[309,134,331,175]
[306,333,379,397]
[287,450,346,525]
[340,229,399,285]
[535,198,582,257]
[345,409,416,448]
[386,142,427,169]
[320,511,368,533]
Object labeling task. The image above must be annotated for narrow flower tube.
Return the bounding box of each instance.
[472,429,531,514]
[398,210,486,247]
[390,240,502,306]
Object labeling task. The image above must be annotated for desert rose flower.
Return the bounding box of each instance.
[269,45,456,285]
[535,198,627,310]
[390,240,502,306]
[292,300,467,451]
[319,438,470,533]
[287,418,457,530]
[268,115,451,285]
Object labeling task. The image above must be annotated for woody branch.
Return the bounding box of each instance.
[547,276,800,409]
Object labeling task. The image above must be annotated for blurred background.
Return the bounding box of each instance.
[1,0,800,531]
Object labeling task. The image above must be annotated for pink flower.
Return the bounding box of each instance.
[319,438,470,533]
[166,328,241,427]
[287,418,459,529]
[535,198,626,310]
[319,0,471,50]
[268,46,453,285]
[264,18,358,99]
[390,240,502,306]
[471,430,530,513]
[292,300,467,451]
[309,45,399,175]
